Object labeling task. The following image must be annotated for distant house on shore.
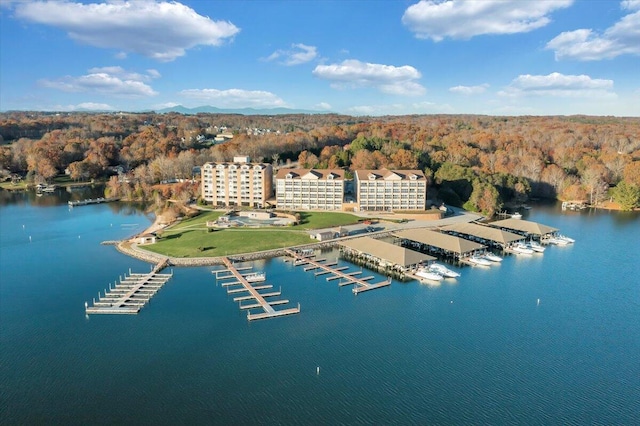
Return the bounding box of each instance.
[312,231,336,242]
[138,233,157,245]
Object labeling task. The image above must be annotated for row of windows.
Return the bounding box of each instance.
[359,181,423,186]
[277,196,343,201]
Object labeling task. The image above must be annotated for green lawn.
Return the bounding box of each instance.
[146,210,360,257]
[294,211,360,229]
[146,228,311,257]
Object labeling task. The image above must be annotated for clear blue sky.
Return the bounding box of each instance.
[1,0,638,116]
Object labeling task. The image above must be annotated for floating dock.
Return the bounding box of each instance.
[285,249,391,294]
[85,260,172,314]
[217,257,300,321]
[68,197,119,207]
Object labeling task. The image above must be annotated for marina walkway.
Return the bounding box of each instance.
[85,259,172,314]
[285,249,391,294]
[217,257,300,321]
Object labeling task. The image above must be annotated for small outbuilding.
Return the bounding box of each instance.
[312,231,336,241]
[138,233,157,244]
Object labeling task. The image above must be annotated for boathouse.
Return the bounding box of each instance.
[440,222,524,249]
[339,236,435,271]
[393,228,485,260]
[488,219,558,240]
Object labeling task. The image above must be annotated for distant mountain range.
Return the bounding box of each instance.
[152,105,327,115]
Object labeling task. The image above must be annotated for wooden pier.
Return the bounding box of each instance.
[285,249,391,295]
[217,257,300,321]
[68,197,119,207]
[85,260,172,315]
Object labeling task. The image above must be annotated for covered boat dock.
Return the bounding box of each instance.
[440,222,525,249]
[393,228,485,261]
[489,218,558,241]
[339,236,436,271]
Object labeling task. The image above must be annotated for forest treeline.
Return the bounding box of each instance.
[1,111,639,212]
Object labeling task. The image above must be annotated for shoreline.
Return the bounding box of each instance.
[116,208,484,268]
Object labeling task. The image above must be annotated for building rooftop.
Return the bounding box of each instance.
[340,236,435,267]
[394,228,485,255]
[441,222,524,246]
[489,219,558,236]
[354,169,426,181]
[275,168,345,180]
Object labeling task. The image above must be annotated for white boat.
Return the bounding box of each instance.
[244,272,266,283]
[483,252,503,262]
[428,263,461,278]
[558,234,575,244]
[511,243,534,254]
[511,212,522,219]
[415,268,443,282]
[527,241,546,253]
[547,236,569,246]
[468,255,492,266]
[36,184,56,193]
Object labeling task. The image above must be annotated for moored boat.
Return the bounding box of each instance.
[511,212,523,219]
[547,236,569,246]
[558,234,575,244]
[468,255,492,266]
[527,241,546,252]
[512,243,534,254]
[483,252,503,262]
[415,268,443,282]
[244,272,266,283]
[428,263,461,278]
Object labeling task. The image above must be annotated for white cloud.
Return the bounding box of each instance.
[402,0,573,41]
[39,67,159,97]
[449,84,489,95]
[546,2,640,60]
[265,43,318,66]
[14,0,239,61]
[499,72,616,98]
[153,102,181,110]
[75,102,114,111]
[346,101,453,116]
[179,88,287,108]
[146,69,161,79]
[50,102,114,111]
[312,59,425,96]
[315,102,332,110]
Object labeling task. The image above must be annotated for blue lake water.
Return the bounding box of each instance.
[1,190,639,425]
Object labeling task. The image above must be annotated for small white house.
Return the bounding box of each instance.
[312,231,336,242]
[138,234,157,244]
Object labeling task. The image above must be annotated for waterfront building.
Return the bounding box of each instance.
[275,169,345,210]
[354,169,427,211]
[201,157,273,207]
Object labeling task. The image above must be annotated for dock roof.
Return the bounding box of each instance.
[441,222,524,246]
[394,228,485,255]
[489,219,558,236]
[339,237,435,267]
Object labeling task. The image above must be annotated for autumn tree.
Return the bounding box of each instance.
[623,161,640,187]
[463,180,502,217]
[611,181,640,211]
[390,149,418,169]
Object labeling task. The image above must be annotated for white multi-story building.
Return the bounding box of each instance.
[275,169,345,210]
[201,157,273,207]
[355,169,427,211]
